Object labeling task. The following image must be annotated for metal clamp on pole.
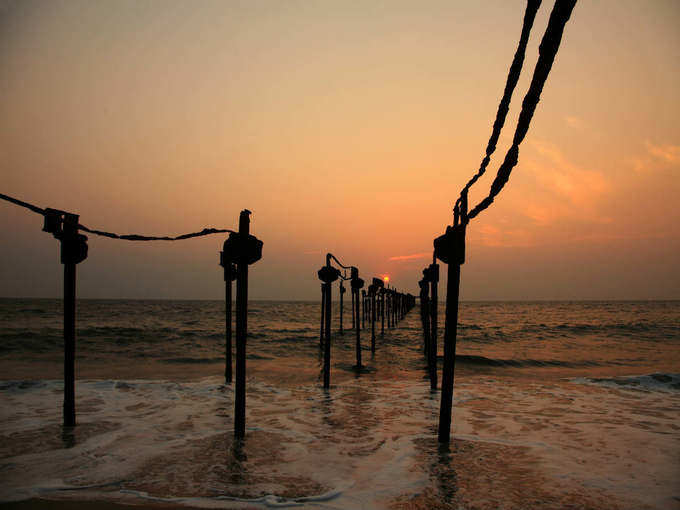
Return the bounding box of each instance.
[222,209,263,440]
[43,209,88,428]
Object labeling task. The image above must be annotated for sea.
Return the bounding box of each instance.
[0,299,678,510]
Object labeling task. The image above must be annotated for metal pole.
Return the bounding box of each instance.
[354,288,362,368]
[323,282,332,389]
[438,262,460,443]
[371,291,376,353]
[234,211,250,439]
[61,213,82,428]
[63,258,76,427]
[380,289,385,336]
[319,284,325,348]
[351,286,355,329]
[339,282,344,335]
[225,273,233,384]
[429,261,439,391]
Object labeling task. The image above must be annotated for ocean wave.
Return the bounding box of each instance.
[160,357,223,364]
[452,354,605,369]
[573,373,680,392]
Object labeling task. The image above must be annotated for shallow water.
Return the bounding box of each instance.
[0,299,679,509]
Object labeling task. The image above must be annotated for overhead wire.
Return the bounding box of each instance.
[0,192,234,241]
[455,0,542,212]
[466,0,577,221]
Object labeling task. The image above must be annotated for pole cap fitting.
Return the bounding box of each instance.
[318,265,340,283]
[222,232,263,265]
[433,224,466,265]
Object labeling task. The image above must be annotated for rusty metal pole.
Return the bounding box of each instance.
[62,214,79,428]
[220,245,236,384]
[221,259,235,384]
[351,285,355,329]
[319,284,325,349]
[429,258,439,391]
[437,199,466,444]
[43,210,88,428]
[234,211,250,439]
[354,288,362,367]
[324,281,333,388]
[350,268,364,368]
[318,257,339,389]
[339,281,345,335]
[380,288,385,336]
[225,275,232,383]
[230,209,263,439]
[371,289,376,353]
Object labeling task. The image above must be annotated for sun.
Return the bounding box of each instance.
[383,275,390,283]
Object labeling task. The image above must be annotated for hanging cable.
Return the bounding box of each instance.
[1,192,234,240]
[466,0,577,221]
[455,0,542,210]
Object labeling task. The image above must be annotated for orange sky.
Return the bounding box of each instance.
[1,0,679,300]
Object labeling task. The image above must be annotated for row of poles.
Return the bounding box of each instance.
[419,255,439,392]
[40,207,263,441]
[318,253,415,389]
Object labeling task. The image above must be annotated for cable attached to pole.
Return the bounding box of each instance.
[1,193,234,241]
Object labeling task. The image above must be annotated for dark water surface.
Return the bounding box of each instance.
[1,299,679,509]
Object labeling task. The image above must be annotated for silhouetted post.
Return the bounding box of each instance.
[224,209,263,439]
[370,286,376,353]
[219,249,236,384]
[436,200,467,444]
[318,257,340,389]
[351,268,364,368]
[392,291,396,326]
[351,284,356,329]
[319,284,325,348]
[427,259,439,391]
[419,278,430,357]
[380,288,385,335]
[339,281,345,335]
[42,209,88,427]
[324,282,331,385]
[362,290,366,330]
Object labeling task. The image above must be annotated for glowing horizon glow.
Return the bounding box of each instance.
[0,1,678,300]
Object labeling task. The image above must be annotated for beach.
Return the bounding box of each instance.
[1,299,679,509]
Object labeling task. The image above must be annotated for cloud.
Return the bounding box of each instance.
[472,224,535,248]
[523,139,611,225]
[564,115,584,129]
[630,140,679,173]
[644,141,680,165]
[388,252,430,262]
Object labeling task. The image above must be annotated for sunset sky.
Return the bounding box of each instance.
[1,0,679,300]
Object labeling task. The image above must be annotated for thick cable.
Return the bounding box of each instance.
[327,253,352,270]
[456,0,542,210]
[467,0,577,221]
[1,192,234,240]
